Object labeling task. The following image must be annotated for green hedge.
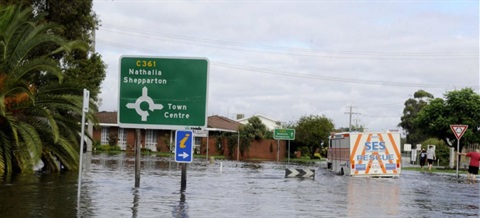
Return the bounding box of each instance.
[95,144,121,151]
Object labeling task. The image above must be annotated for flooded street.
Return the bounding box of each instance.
[1,153,479,217]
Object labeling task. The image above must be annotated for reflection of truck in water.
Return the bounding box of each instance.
[327,132,401,177]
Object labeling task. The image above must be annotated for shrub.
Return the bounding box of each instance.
[96,144,121,151]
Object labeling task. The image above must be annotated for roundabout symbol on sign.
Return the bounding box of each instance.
[126,86,164,121]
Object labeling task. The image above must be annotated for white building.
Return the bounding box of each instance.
[236,114,282,130]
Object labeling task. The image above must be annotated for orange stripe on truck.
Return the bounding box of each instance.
[354,134,371,175]
[388,133,401,162]
[351,134,363,175]
[380,133,400,174]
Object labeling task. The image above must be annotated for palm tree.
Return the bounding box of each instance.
[0,5,88,175]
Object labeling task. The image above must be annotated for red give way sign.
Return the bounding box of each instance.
[450,125,468,140]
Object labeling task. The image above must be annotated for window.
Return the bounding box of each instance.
[145,129,157,151]
[194,137,202,146]
[194,137,202,154]
[118,128,127,150]
[101,127,109,145]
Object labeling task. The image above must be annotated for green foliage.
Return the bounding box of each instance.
[0,5,89,175]
[225,116,270,158]
[415,88,480,152]
[297,146,310,158]
[240,116,268,140]
[95,144,121,152]
[39,0,105,102]
[92,140,101,150]
[108,132,118,147]
[216,132,239,159]
[294,114,334,159]
[215,136,225,155]
[223,133,237,159]
[220,132,250,158]
[6,0,106,103]
[421,138,449,166]
[414,90,434,99]
[141,147,152,152]
[399,90,433,145]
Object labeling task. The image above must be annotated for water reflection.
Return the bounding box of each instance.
[347,177,400,216]
[1,153,479,217]
[172,193,189,218]
[0,172,78,217]
[132,188,140,218]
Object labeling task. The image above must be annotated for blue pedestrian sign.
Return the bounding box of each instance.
[175,130,193,163]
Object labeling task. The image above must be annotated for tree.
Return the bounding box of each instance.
[399,90,434,147]
[336,125,364,132]
[241,116,269,140]
[294,115,334,159]
[0,5,88,175]
[34,82,94,172]
[415,88,480,152]
[1,0,106,103]
[421,138,449,166]
[222,116,272,158]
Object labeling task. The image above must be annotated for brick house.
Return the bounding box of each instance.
[93,112,286,161]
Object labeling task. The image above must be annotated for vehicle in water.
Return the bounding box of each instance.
[327,132,401,177]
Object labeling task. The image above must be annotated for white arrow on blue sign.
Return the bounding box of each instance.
[175,130,193,163]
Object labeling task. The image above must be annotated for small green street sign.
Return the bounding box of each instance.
[118,56,209,130]
[274,129,295,140]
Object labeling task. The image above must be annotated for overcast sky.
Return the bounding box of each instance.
[92,0,479,132]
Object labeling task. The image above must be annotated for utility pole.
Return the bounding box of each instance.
[345,106,360,132]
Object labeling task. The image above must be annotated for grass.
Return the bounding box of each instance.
[287,157,324,163]
[403,166,468,174]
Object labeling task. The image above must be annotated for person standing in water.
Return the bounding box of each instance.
[426,145,436,171]
[419,148,427,170]
[458,149,480,184]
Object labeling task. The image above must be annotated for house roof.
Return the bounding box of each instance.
[236,114,280,123]
[96,111,117,124]
[95,112,242,132]
[207,115,242,132]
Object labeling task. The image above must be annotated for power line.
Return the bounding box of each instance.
[94,35,477,90]
[362,114,401,118]
[213,62,474,89]
[99,24,478,60]
[94,39,477,90]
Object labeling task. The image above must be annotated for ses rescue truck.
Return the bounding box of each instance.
[327,132,401,177]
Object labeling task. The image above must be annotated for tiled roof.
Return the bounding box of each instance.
[95,112,242,132]
[96,111,117,124]
[208,115,242,131]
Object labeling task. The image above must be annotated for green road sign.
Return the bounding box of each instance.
[274,129,295,140]
[118,56,209,130]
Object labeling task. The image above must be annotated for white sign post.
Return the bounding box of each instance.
[404,144,412,164]
[77,89,89,208]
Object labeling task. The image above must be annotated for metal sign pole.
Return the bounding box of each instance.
[206,133,209,161]
[288,140,290,164]
[181,163,187,192]
[135,129,141,187]
[237,132,240,161]
[276,140,279,162]
[456,140,460,178]
[450,124,468,179]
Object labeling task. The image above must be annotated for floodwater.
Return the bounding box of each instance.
[1,153,479,218]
